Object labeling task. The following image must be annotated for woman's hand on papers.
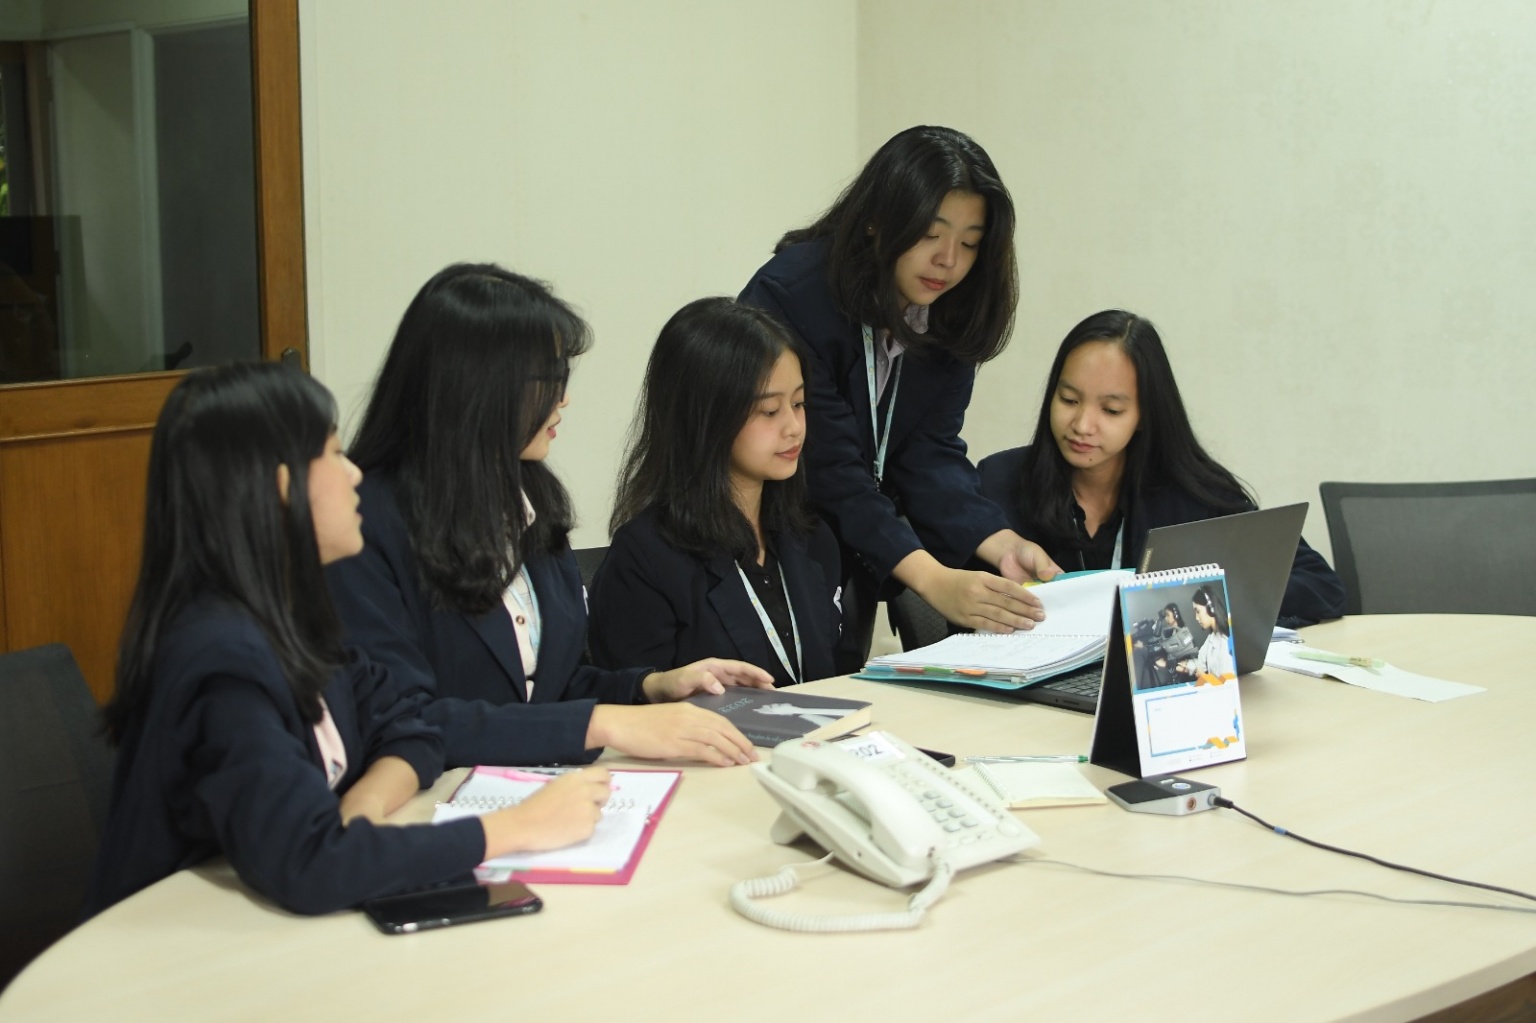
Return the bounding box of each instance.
[481,766,612,857]
[896,548,1050,634]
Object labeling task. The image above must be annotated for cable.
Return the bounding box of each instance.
[729,853,957,932]
[1022,858,1536,915]
[1213,796,1536,904]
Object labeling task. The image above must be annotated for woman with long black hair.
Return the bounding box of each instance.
[88,363,610,917]
[740,125,1061,671]
[978,309,1345,627]
[326,264,770,770]
[590,297,841,687]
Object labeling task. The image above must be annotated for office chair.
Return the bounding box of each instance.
[886,587,951,651]
[0,644,116,991]
[1319,478,1536,616]
[573,546,608,590]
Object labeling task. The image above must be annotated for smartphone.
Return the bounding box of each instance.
[363,879,542,935]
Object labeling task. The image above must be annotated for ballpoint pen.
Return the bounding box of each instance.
[1293,648,1385,673]
[962,755,1089,764]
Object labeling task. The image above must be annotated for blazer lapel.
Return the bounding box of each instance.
[523,552,580,699]
[704,552,788,685]
[466,599,529,702]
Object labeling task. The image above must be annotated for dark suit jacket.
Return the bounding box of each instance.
[84,602,484,918]
[587,508,843,687]
[977,445,1347,627]
[325,475,651,768]
[740,240,1008,582]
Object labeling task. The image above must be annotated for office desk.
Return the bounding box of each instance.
[3,615,1534,1022]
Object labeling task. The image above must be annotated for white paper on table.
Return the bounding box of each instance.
[1264,642,1484,702]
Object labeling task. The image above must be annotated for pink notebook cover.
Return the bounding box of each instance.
[447,767,682,886]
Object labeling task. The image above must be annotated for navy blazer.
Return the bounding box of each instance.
[587,508,843,687]
[977,446,1347,627]
[84,602,484,918]
[740,240,1008,582]
[325,475,651,768]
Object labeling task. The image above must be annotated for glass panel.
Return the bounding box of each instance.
[0,1,258,385]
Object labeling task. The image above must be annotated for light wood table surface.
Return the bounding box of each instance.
[3,615,1534,1022]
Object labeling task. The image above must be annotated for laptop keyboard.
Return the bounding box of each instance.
[1038,667,1101,696]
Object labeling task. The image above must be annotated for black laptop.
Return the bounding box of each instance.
[1010,503,1309,713]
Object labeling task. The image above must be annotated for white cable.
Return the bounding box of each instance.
[729,854,956,932]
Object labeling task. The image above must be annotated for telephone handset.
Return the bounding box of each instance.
[751,731,1040,889]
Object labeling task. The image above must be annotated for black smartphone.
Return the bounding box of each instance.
[363,879,542,935]
[916,747,956,768]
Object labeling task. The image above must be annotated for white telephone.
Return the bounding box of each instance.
[731,732,1040,931]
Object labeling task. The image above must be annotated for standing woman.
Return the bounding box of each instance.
[326,264,769,771]
[88,364,610,917]
[590,297,841,687]
[740,125,1060,672]
[977,309,1345,627]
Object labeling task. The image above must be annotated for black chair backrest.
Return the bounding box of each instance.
[886,587,951,652]
[0,644,116,990]
[1319,478,1536,616]
[573,546,608,590]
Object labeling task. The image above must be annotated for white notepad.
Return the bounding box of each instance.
[967,762,1107,809]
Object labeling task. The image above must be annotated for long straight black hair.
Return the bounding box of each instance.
[104,363,344,743]
[1020,310,1252,549]
[348,263,590,616]
[611,297,815,562]
[777,125,1018,364]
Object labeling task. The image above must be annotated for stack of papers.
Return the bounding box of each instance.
[862,570,1133,689]
[1264,642,1484,702]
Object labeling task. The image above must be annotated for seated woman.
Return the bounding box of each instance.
[978,310,1345,627]
[325,265,771,771]
[589,298,841,686]
[88,364,611,917]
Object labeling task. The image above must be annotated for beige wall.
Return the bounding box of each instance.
[300,0,857,547]
[861,0,1536,558]
[302,1,1536,557]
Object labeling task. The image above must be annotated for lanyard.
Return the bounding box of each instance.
[1077,522,1125,572]
[735,563,803,685]
[861,324,903,486]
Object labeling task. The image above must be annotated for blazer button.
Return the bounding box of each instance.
[515,615,527,625]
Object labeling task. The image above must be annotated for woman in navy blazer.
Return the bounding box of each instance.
[89,364,611,917]
[740,126,1060,672]
[326,265,769,771]
[590,299,842,687]
[976,310,1345,627]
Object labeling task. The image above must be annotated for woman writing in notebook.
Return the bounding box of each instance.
[977,309,1345,627]
[87,364,611,917]
[739,125,1060,672]
[325,264,770,771]
[589,298,841,687]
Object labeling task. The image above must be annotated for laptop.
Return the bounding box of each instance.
[1010,503,1309,713]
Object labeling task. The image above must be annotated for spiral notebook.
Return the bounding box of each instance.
[432,766,682,885]
[859,570,1135,690]
[1090,564,1246,778]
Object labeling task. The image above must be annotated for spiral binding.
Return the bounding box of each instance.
[1125,563,1223,587]
[446,795,638,813]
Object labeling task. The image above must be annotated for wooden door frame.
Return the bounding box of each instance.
[0,0,307,683]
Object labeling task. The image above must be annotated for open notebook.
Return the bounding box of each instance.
[861,570,1133,689]
[433,767,681,884]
